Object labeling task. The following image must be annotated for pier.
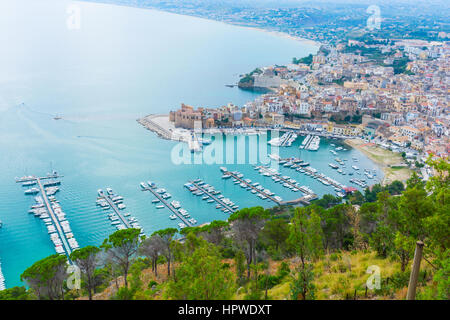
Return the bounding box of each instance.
[222,170,280,204]
[98,191,131,229]
[256,166,304,193]
[189,181,237,213]
[36,178,73,260]
[141,185,192,227]
[278,158,347,191]
[222,169,314,206]
[0,260,5,291]
[15,173,63,184]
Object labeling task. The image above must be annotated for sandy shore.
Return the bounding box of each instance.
[344,138,413,185]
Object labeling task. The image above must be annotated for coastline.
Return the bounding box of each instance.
[81,1,323,49]
[344,138,413,185]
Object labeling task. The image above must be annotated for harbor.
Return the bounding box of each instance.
[0,260,5,291]
[140,182,193,229]
[268,131,298,147]
[220,167,316,206]
[17,173,78,260]
[269,156,349,197]
[97,188,144,235]
[185,180,238,213]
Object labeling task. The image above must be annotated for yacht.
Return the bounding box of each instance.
[329,163,339,169]
[156,205,165,209]
[169,214,177,220]
[140,182,147,189]
[170,201,181,209]
[24,188,40,195]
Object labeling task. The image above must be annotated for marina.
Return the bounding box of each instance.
[96,189,145,234]
[220,167,316,205]
[141,182,193,228]
[275,157,347,192]
[17,173,78,259]
[268,131,298,147]
[0,261,5,291]
[302,134,321,151]
[185,180,238,213]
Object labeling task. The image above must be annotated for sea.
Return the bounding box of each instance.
[0,0,382,288]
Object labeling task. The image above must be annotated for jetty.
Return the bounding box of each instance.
[188,181,237,213]
[36,177,74,260]
[221,169,314,206]
[141,184,192,227]
[98,190,131,229]
[0,260,5,291]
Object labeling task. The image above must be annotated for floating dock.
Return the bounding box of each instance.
[98,191,131,229]
[36,178,74,260]
[0,260,5,291]
[277,158,347,190]
[141,184,192,227]
[17,173,78,259]
[221,169,315,206]
[188,181,237,213]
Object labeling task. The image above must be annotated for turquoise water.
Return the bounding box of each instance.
[0,0,381,288]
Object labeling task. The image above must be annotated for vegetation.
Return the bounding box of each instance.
[292,54,313,65]
[3,157,448,300]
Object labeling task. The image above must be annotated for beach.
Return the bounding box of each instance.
[344,138,413,185]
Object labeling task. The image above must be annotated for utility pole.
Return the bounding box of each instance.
[406,241,424,300]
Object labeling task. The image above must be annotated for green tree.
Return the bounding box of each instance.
[70,245,100,300]
[166,237,235,299]
[0,286,32,300]
[152,228,177,277]
[229,207,269,278]
[259,218,289,257]
[288,207,322,301]
[101,228,141,288]
[20,254,67,300]
[234,249,246,285]
[290,264,315,300]
[289,207,323,267]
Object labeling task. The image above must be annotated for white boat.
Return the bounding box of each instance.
[170,201,181,209]
[169,214,177,220]
[24,188,40,195]
[140,182,147,189]
[156,205,165,209]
